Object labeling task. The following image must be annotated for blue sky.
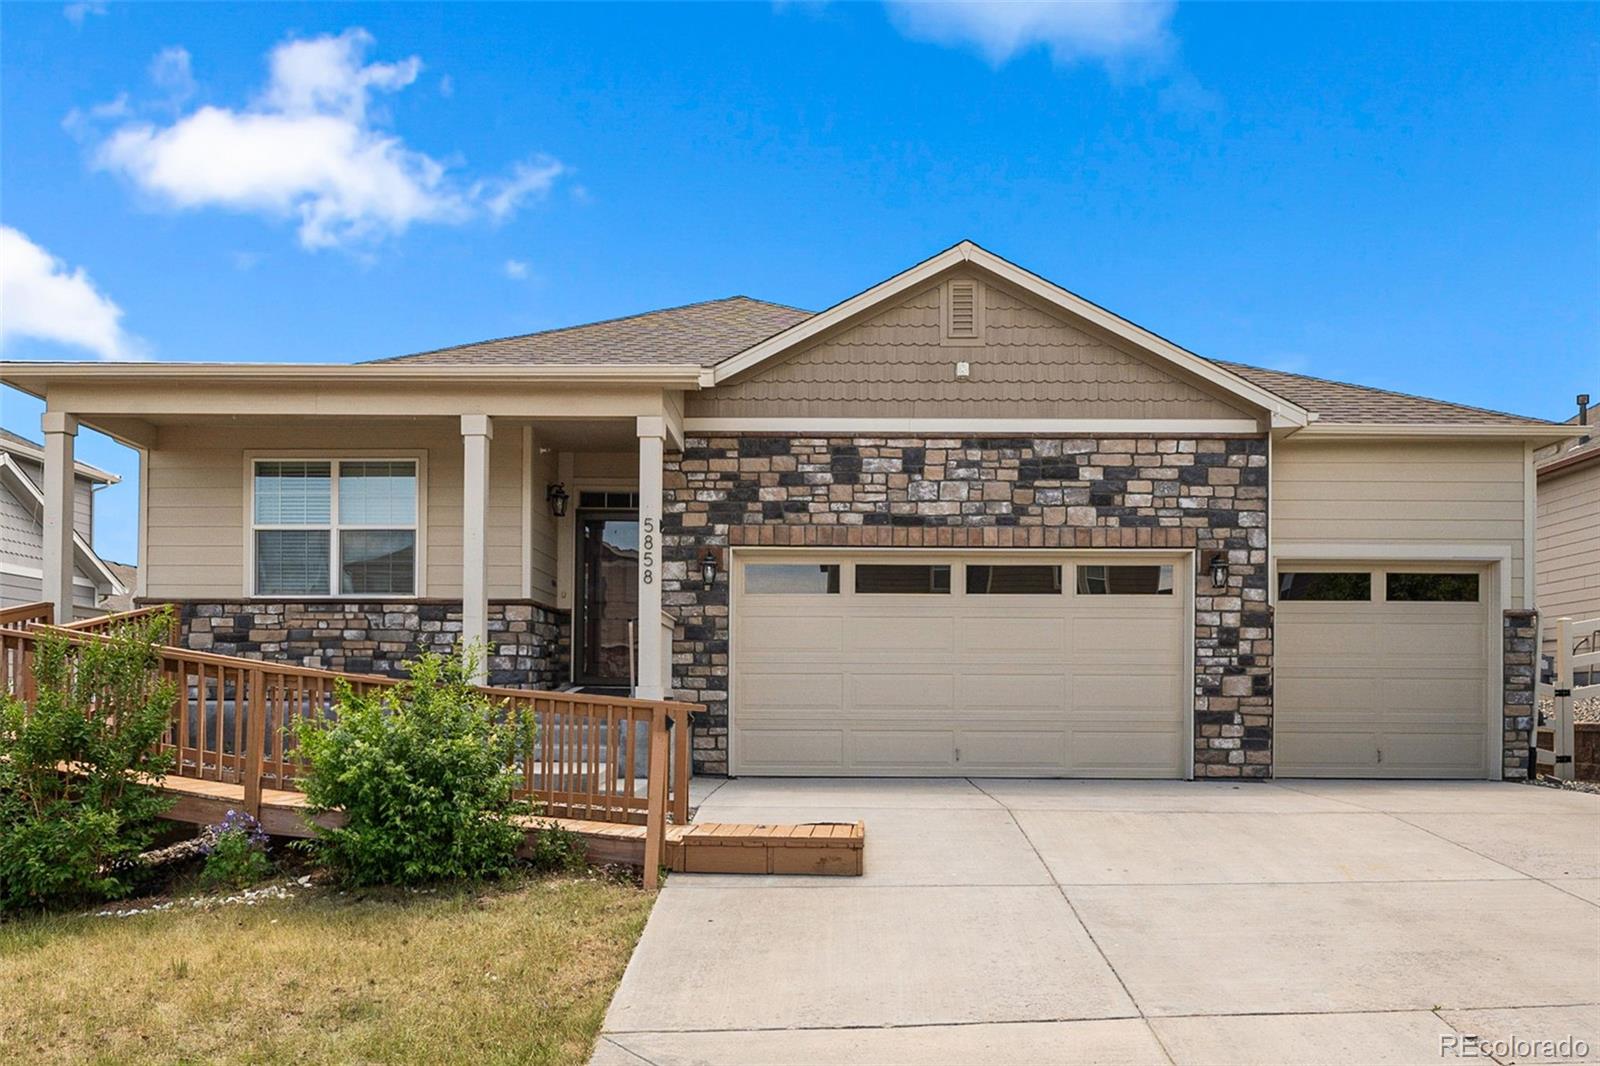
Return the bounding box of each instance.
[2,1,1596,565]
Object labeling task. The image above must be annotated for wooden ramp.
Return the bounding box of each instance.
[158,777,865,878]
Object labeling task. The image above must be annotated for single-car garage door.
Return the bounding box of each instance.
[732,552,1188,777]
[1275,565,1491,778]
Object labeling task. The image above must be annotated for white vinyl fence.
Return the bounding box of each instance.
[1536,614,1600,780]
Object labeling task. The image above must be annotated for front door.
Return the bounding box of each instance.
[575,512,639,686]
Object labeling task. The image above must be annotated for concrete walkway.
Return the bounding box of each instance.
[595,779,1600,1065]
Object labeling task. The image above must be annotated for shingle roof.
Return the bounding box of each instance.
[1215,361,1556,426]
[361,291,1558,428]
[369,296,814,368]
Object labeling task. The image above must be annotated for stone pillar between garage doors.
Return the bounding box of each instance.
[660,434,1273,778]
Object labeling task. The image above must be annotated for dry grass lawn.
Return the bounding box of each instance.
[0,874,654,1065]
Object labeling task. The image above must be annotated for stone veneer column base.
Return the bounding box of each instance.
[162,600,570,689]
[1502,608,1537,780]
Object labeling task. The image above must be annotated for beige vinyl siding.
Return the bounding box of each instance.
[1273,439,1528,606]
[527,440,559,598]
[690,272,1252,421]
[74,479,93,542]
[1536,462,1600,621]
[144,421,527,600]
[572,451,638,481]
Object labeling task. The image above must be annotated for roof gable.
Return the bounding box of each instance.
[690,268,1255,421]
[710,241,1311,428]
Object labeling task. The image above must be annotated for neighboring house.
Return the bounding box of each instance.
[0,426,126,616]
[1534,395,1598,629]
[1,242,1577,781]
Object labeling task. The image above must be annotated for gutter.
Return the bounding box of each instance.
[0,361,707,397]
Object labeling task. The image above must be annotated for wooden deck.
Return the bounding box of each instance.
[158,776,865,877]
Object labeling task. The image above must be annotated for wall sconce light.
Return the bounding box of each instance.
[1203,549,1229,588]
[545,482,569,518]
[698,546,721,588]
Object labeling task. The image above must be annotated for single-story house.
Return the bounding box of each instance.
[2,242,1577,781]
[0,426,126,612]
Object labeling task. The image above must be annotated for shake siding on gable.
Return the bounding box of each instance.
[1273,438,1530,607]
[1536,462,1600,621]
[143,422,556,602]
[688,277,1251,420]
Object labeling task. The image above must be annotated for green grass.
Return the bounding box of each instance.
[0,874,654,1065]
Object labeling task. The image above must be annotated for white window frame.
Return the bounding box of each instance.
[244,452,428,599]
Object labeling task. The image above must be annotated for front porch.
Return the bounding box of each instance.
[14,364,692,703]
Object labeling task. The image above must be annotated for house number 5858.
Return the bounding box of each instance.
[641,516,656,585]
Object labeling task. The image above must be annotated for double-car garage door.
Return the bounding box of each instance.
[732,552,1188,777]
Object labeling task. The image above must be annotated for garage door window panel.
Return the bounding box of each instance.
[1075,564,1173,595]
[1278,572,1372,602]
[1385,572,1480,602]
[745,563,841,594]
[856,564,951,594]
[966,565,1063,595]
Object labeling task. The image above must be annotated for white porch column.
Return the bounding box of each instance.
[41,411,78,623]
[635,417,666,700]
[461,414,493,681]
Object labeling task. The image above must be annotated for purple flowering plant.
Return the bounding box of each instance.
[198,809,273,889]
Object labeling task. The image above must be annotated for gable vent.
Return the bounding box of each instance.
[944,279,981,343]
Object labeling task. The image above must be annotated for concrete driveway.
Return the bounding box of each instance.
[595,779,1600,1065]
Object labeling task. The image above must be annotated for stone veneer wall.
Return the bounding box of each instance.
[662,435,1272,777]
[1502,608,1537,780]
[171,600,569,689]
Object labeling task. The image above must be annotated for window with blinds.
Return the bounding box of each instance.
[252,459,418,596]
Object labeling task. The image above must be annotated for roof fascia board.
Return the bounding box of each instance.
[1288,423,1576,442]
[1536,444,1600,479]
[0,455,123,592]
[709,241,1312,427]
[684,417,1265,435]
[0,362,705,390]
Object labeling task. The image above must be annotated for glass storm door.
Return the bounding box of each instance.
[576,513,639,686]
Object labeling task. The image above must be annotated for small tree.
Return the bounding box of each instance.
[293,649,531,886]
[0,612,177,912]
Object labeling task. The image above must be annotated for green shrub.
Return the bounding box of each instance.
[524,820,589,874]
[199,810,274,890]
[0,611,177,912]
[293,649,532,887]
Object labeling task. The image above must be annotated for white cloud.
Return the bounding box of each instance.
[63,2,106,26]
[480,158,565,221]
[150,45,197,107]
[885,1,1176,68]
[87,28,563,251]
[0,227,142,361]
[503,259,530,280]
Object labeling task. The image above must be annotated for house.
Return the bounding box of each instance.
[1,242,1577,781]
[0,426,127,615]
[1534,394,1598,632]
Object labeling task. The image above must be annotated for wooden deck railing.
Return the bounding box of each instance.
[2,606,697,886]
[60,604,181,646]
